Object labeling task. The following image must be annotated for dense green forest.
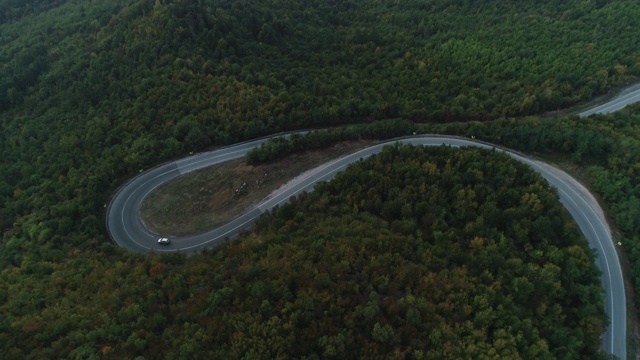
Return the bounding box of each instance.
[1,0,640,358]
[422,106,640,311]
[1,145,607,359]
[2,0,640,246]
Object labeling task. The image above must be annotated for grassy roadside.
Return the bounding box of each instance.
[140,140,375,236]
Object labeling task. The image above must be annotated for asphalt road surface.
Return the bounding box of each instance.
[579,83,640,117]
[107,135,626,359]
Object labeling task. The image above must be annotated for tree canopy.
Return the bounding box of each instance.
[0,145,607,358]
[424,105,640,316]
[0,0,637,357]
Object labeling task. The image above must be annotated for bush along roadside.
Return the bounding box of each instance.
[245,119,417,164]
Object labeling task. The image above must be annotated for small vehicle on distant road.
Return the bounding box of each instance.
[157,237,170,244]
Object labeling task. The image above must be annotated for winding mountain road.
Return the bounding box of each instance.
[107,135,626,359]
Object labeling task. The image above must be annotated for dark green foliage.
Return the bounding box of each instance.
[424,105,640,313]
[423,115,616,164]
[246,119,417,164]
[1,0,639,249]
[0,0,68,24]
[233,146,605,358]
[0,0,634,358]
[0,146,607,358]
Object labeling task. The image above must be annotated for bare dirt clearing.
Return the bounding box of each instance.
[141,140,374,236]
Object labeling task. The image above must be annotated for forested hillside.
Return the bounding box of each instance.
[424,105,640,313]
[1,0,639,358]
[1,145,607,358]
[2,0,640,242]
